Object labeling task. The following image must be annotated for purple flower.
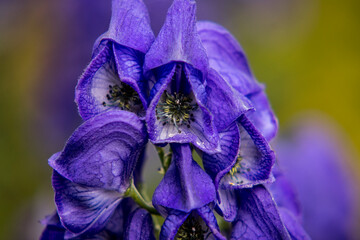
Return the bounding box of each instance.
[197,21,278,141]
[152,144,225,239]
[275,118,357,239]
[48,111,147,238]
[144,0,253,153]
[75,0,155,120]
[201,116,275,221]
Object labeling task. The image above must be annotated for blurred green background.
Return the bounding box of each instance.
[0,0,359,239]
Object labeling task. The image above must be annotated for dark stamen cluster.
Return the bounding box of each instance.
[176,217,205,240]
[102,83,141,111]
[156,91,198,133]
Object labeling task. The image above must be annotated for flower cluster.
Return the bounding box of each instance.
[41,0,310,239]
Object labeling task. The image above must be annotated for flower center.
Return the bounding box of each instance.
[156,90,198,133]
[102,83,142,111]
[176,217,205,240]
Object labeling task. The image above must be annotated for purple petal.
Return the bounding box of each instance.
[40,213,65,240]
[49,110,147,193]
[267,166,302,219]
[220,116,275,189]
[94,0,154,54]
[197,21,261,96]
[246,91,278,141]
[196,205,226,240]
[52,171,122,237]
[160,210,189,240]
[231,185,291,240]
[144,0,208,74]
[186,65,253,131]
[216,188,237,222]
[124,208,155,240]
[202,122,240,189]
[153,144,216,213]
[278,208,311,240]
[146,64,219,153]
[75,44,147,120]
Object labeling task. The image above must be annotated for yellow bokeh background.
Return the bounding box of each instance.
[0,0,359,239]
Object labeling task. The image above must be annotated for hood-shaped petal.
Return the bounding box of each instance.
[144,0,208,74]
[197,21,261,96]
[52,171,122,238]
[76,44,148,120]
[49,110,147,192]
[94,0,154,54]
[153,144,216,213]
[124,208,156,240]
[231,185,291,240]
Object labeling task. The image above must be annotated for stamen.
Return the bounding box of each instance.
[228,155,250,186]
[176,216,205,240]
[102,83,142,112]
[156,90,198,133]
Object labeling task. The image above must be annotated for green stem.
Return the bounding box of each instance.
[127,180,159,215]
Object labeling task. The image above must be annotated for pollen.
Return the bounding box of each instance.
[102,83,142,112]
[228,155,251,186]
[156,90,198,133]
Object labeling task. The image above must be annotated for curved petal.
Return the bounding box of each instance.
[153,144,216,213]
[146,63,219,153]
[216,188,237,222]
[94,0,154,54]
[186,65,253,131]
[197,21,261,96]
[202,122,240,190]
[144,0,208,74]
[246,91,278,141]
[49,111,147,193]
[220,116,275,189]
[196,205,226,240]
[160,210,189,240]
[231,185,291,240]
[52,171,122,237]
[278,208,311,240]
[124,208,156,240]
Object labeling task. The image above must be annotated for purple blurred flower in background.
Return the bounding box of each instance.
[275,116,358,239]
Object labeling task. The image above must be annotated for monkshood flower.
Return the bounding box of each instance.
[48,111,148,238]
[276,118,357,240]
[153,144,225,240]
[75,0,155,120]
[197,21,278,142]
[144,0,253,153]
[201,115,275,221]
